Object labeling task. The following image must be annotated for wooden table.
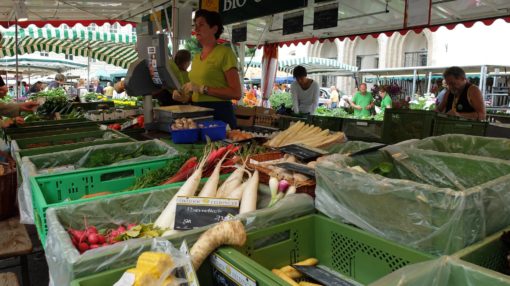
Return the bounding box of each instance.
[0,217,33,286]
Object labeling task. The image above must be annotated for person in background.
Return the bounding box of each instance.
[47,73,66,90]
[169,49,191,86]
[103,82,114,98]
[28,81,43,94]
[290,65,320,115]
[67,82,78,99]
[173,9,241,128]
[437,66,485,120]
[330,86,339,108]
[350,83,374,117]
[89,79,104,94]
[435,79,448,106]
[379,85,392,113]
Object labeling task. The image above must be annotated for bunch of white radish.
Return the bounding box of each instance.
[267,177,297,208]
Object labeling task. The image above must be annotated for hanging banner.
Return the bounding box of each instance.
[199,0,308,25]
[404,0,432,28]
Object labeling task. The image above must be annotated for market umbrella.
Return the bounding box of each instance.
[260,43,278,107]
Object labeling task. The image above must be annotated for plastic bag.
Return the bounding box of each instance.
[396,134,510,160]
[315,146,510,256]
[45,181,314,286]
[369,256,510,286]
[18,139,178,224]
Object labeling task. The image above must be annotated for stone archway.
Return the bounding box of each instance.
[317,39,339,88]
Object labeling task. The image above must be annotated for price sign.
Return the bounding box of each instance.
[232,23,247,43]
[283,11,304,35]
[210,254,256,286]
[174,196,239,230]
[313,3,338,30]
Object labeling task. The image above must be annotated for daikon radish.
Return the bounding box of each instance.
[225,180,248,200]
[216,165,245,198]
[239,170,259,214]
[154,155,207,230]
[198,152,230,197]
[190,220,246,270]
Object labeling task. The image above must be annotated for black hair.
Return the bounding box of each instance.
[174,49,191,66]
[194,9,224,40]
[293,65,307,78]
[443,66,466,79]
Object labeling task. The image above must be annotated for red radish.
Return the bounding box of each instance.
[90,244,100,249]
[87,233,100,244]
[86,226,98,234]
[160,157,198,185]
[78,243,89,253]
[278,180,290,193]
[97,235,106,244]
[127,223,137,230]
[117,226,126,233]
[102,243,108,247]
[110,230,119,238]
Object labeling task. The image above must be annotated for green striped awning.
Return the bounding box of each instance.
[246,57,358,75]
[2,27,136,44]
[0,36,137,69]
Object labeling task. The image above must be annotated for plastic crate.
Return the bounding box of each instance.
[342,118,384,142]
[309,115,342,131]
[171,128,200,144]
[1,118,96,138]
[8,125,101,141]
[433,114,488,136]
[71,101,114,111]
[382,109,435,144]
[200,120,226,141]
[30,158,177,246]
[455,226,510,278]
[227,214,434,285]
[278,115,309,130]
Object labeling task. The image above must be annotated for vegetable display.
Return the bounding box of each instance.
[266,121,346,148]
[83,145,167,168]
[30,88,70,116]
[269,92,293,109]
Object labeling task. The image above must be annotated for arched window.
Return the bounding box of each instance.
[403,32,428,67]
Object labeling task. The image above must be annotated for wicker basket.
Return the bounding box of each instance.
[0,151,17,220]
[247,152,316,197]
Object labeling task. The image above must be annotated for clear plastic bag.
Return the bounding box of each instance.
[315,146,510,256]
[369,256,510,286]
[18,139,177,224]
[45,181,314,286]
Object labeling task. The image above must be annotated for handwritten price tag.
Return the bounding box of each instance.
[174,196,240,230]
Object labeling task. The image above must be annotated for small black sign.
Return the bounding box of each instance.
[292,265,356,286]
[278,144,328,162]
[232,24,247,43]
[174,196,239,230]
[283,11,304,35]
[314,3,338,30]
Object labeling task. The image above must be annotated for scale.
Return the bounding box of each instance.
[124,29,182,131]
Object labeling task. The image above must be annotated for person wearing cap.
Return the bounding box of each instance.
[47,73,66,90]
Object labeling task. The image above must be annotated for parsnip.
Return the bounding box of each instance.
[280,265,302,279]
[272,269,299,286]
[190,220,246,270]
[299,282,322,286]
[294,258,319,266]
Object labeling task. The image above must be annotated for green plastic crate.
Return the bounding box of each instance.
[382,109,435,144]
[278,115,309,130]
[309,115,343,131]
[342,118,384,142]
[433,115,488,136]
[12,130,129,150]
[2,118,94,137]
[227,214,434,285]
[70,248,279,286]
[31,158,177,245]
[8,125,101,141]
[455,226,510,278]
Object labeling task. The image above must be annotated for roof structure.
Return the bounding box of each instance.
[0,57,87,74]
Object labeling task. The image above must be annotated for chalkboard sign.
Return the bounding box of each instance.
[283,11,304,35]
[293,265,356,286]
[210,254,257,286]
[174,196,239,230]
[279,144,328,161]
[314,3,338,30]
[232,23,247,43]
[275,162,315,178]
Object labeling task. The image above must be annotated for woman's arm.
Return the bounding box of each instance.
[310,83,320,115]
[290,84,300,114]
[202,68,242,100]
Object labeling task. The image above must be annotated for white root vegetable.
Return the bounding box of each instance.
[226,180,248,200]
[287,185,297,195]
[198,152,229,198]
[190,220,247,270]
[154,157,207,230]
[293,173,309,182]
[216,165,245,198]
[239,170,259,214]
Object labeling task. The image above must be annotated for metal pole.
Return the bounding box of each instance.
[411,69,417,99]
[87,42,91,91]
[426,71,432,96]
[15,18,19,100]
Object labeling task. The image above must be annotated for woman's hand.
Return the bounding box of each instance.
[172,90,190,103]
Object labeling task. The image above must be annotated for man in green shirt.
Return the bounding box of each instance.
[351,83,374,117]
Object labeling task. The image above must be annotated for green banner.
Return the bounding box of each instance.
[199,0,308,25]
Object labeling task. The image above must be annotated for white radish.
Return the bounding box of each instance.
[287,185,297,195]
[216,165,245,198]
[154,158,206,230]
[239,170,259,214]
[226,180,248,200]
[198,153,229,198]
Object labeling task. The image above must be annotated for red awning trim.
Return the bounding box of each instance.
[274,15,510,48]
[0,20,136,29]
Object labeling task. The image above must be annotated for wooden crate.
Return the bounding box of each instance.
[234,106,256,127]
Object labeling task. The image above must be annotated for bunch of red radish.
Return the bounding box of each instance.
[67,223,136,253]
[160,144,240,185]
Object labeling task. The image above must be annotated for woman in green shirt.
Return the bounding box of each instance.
[379,85,393,113]
[174,9,242,128]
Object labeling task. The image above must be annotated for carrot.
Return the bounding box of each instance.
[239,170,259,214]
[190,220,246,270]
[155,154,208,230]
[160,157,198,185]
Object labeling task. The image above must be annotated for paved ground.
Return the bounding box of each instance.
[0,224,49,286]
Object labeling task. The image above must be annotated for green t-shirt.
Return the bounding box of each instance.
[380,95,392,113]
[352,91,374,117]
[189,45,238,102]
[168,59,189,86]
